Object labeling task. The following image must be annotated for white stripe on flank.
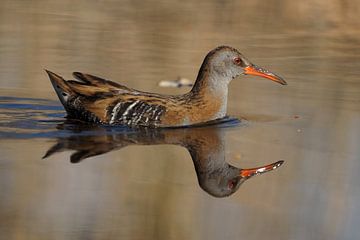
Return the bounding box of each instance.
[122,100,139,118]
[154,107,162,121]
[110,102,122,124]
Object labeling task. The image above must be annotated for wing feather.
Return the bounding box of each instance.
[67,72,134,96]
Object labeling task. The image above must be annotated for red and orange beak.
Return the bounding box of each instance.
[244,65,287,85]
[240,160,284,178]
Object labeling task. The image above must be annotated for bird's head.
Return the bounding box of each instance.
[198,46,287,86]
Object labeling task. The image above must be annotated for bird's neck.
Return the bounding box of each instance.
[189,68,230,119]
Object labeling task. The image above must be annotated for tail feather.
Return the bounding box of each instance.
[45,70,74,106]
[42,142,65,159]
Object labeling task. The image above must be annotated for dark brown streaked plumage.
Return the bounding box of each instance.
[46,46,286,127]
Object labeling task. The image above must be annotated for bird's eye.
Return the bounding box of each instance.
[233,57,242,65]
[227,179,238,189]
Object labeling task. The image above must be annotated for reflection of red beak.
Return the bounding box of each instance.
[244,65,287,85]
[240,160,284,178]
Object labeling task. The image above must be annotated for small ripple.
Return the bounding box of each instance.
[0,96,66,138]
[0,103,63,111]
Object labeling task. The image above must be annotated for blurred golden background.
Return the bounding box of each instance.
[0,1,360,240]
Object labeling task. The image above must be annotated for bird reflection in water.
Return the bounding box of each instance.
[43,118,284,197]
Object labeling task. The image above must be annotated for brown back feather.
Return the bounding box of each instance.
[68,72,134,97]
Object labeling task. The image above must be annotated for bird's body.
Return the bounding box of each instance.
[46,46,286,127]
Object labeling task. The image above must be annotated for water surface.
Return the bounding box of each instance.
[1,1,360,240]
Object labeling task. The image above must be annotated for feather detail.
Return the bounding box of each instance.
[46,70,225,127]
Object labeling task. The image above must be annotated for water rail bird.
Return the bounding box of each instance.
[46,46,286,127]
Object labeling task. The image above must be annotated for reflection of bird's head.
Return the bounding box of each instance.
[196,161,284,198]
[197,164,246,198]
